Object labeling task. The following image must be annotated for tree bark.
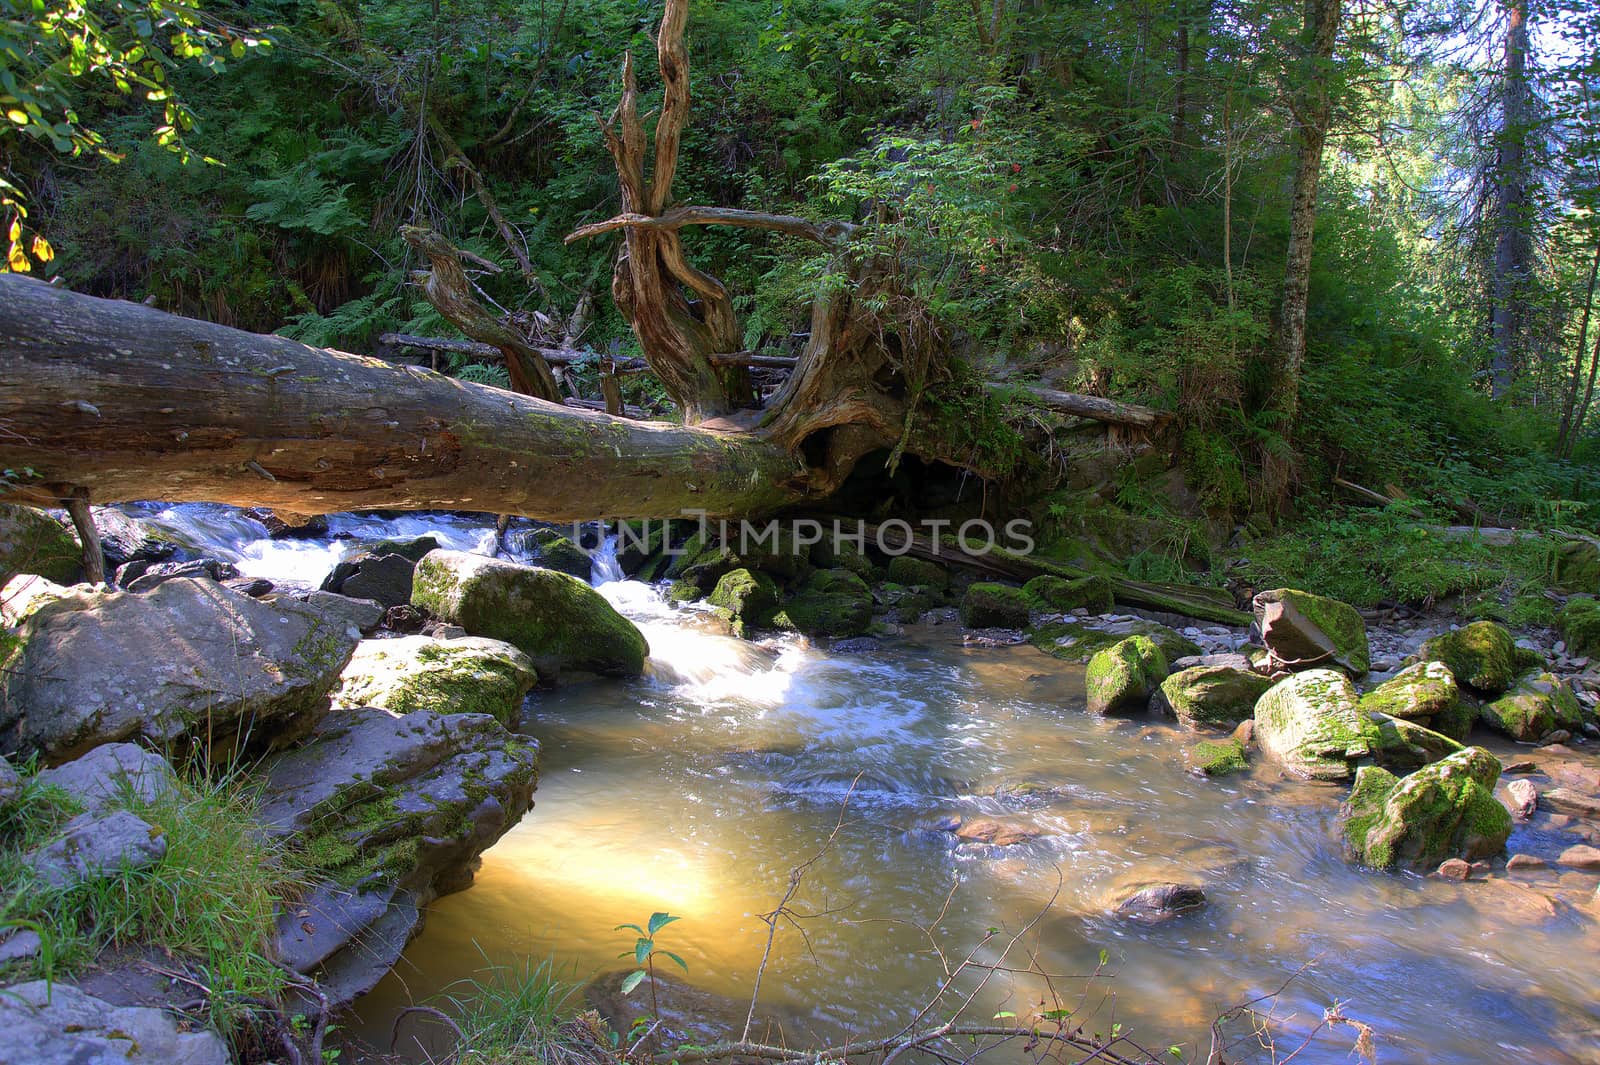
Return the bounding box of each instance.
[1488,0,1533,399]
[0,276,806,520]
[1556,234,1600,455]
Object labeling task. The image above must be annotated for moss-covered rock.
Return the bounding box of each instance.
[1552,540,1600,594]
[1023,573,1114,613]
[1367,713,1464,773]
[1340,747,1511,870]
[1029,619,1203,664]
[533,535,593,581]
[1086,635,1168,714]
[1158,665,1274,730]
[707,568,781,638]
[1420,621,1518,695]
[1252,587,1369,676]
[959,582,1032,628]
[1480,671,1586,742]
[332,635,539,723]
[412,549,647,680]
[1253,669,1375,781]
[1358,661,1459,724]
[874,581,938,623]
[1188,737,1248,777]
[1558,596,1600,659]
[887,556,949,591]
[0,504,80,585]
[771,568,873,638]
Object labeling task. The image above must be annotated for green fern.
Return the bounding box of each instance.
[454,363,512,389]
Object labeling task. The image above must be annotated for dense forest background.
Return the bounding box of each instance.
[5,0,1600,528]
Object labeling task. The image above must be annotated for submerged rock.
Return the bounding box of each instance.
[1340,746,1511,871]
[412,549,647,680]
[260,704,538,1004]
[1158,665,1273,730]
[1420,621,1519,696]
[1086,635,1168,714]
[959,582,1031,629]
[1252,588,1369,676]
[0,980,228,1065]
[1,578,359,762]
[332,635,539,723]
[1112,881,1206,922]
[1252,669,1373,782]
[1481,671,1587,742]
[1187,737,1248,777]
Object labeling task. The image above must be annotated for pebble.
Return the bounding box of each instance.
[1506,854,1547,872]
[1436,858,1471,880]
[1504,778,1538,820]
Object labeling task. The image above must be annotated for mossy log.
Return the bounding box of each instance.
[0,275,808,521]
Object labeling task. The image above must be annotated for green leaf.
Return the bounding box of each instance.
[647,912,680,935]
[634,937,652,967]
[992,1011,1016,1020]
[1098,948,1110,967]
[659,950,689,972]
[615,923,646,935]
[620,969,648,995]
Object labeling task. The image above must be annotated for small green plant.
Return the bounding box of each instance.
[615,911,687,1028]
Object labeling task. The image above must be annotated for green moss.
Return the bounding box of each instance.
[1086,635,1168,714]
[1358,662,1458,722]
[959,582,1032,628]
[1253,669,1376,780]
[1254,588,1370,675]
[1552,540,1600,594]
[1029,620,1202,664]
[1023,574,1114,613]
[1189,738,1248,777]
[1368,714,1464,773]
[771,568,872,638]
[1481,671,1580,741]
[535,536,593,580]
[1558,596,1600,658]
[707,568,780,638]
[1341,747,1510,870]
[1421,621,1517,695]
[1159,665,1273,729]
[887,556,949,590]
[0,505,81,585]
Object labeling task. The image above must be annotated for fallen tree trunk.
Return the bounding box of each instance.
[0,276,807,521]
[377,333,799,372]
[987,383,1169,429]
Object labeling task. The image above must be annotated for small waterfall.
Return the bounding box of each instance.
[589,533,626,586]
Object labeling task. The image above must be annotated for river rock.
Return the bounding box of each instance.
[1112,881,1206,922]
[331,635,538,723]
[0,755,18,806]
[959,582,1031,629]
[34,743,177,812]
[1023,573,1113,613]
[259,704,538,1004]
[0,979,228,1065]
[1504,778,1539,820]
[1187,737,1248,777]
[294,590,385,635]
[245,507,329,539]
[121,557,239,593]
[1558,843,1600,870]
[1340,746,1511,870]
[1252,588,1369,676]
[1086,635,1168,714]
[773,568,873,638]
[27,810,168,889]
[887,555,949,590]
[1358,661,1461,730]
[1367,713,1464,773]
[529,533,593,581]
[1253,669,1373,781]
[0,578,360,762]
[1030,618,1203,664]
[412,549,647,679]
[707,568,780,638]
[1158,665,1273,730]
[1481,671,1587,742]
[320,552,417,609]
[92,506,189,570]
[1420,621,1520,696]
[0,504,80,584]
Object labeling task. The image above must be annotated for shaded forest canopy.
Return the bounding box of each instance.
[2,0,1600,528]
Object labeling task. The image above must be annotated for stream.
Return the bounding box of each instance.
[131,504,1600,1064]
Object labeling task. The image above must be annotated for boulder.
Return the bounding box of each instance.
[531,534,593,581]
[365,534,442,564]
[92,507,189,570]
[260,704,538,1003]
[1030,619,1203,665]
[1253,669,1374,782]
[1,578,359,762]
[27,810,168,889]
[332,635,539,724]
[1558,597,1600,659]
[321,552,417,609]
[1420,621,1519,696]
[1358,662,1459,724]
[772,568,873,638]
[1023,573,1113,613]
[245,507,329,539]
[1251,588,1369,676]
[0,504,80,584]
[1481,671,1586,742]
[1086,635,1168,714]
[887,555,948,591]
[1340,747,1511,870]
[707,568,781,638]
[959,582,1032,629]
[1158,665,1273,730]
[1366,713,1464,773]
[1113,881,1206,923]
[1552,540,1600,594]
[296,590,385,635]
[1187,737,1248,778]
[34,743,177,812]
[121,557,239,593]
[412,549,647,679]
[0,980,228,1065]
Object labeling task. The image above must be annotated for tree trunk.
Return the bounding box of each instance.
[1263,0,1343,499]
[1567,327,1600,459]
[1489,0,1533,399]
[0,276,806,520]
[1556,233,1600,454]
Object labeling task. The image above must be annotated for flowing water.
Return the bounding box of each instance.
[130,506,1600,1064]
